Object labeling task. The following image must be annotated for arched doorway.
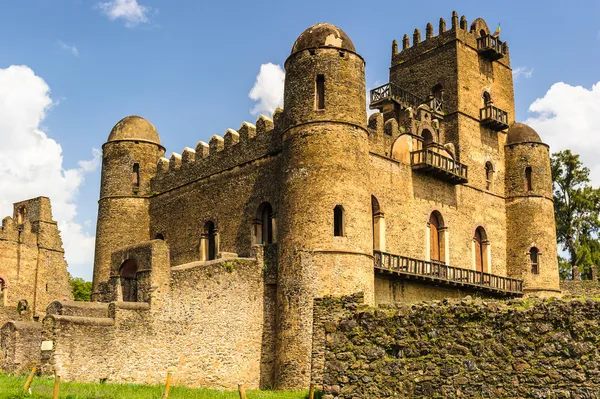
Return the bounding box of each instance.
[428,211,445,264]
[254,203,274,244]
[372,196,385,251]
[421,129,434,147]
[119,259,138,302]
[473,226,490,274]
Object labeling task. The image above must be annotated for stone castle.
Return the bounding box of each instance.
[1,12,560,391]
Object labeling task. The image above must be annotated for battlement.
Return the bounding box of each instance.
[151,110,283,193]
[392,11,510,67]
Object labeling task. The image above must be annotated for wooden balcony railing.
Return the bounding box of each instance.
[410,148,468,184]
[476,35,507,61]
[480,104,509,131]
[370,83,437,112]
[374,250,523,296]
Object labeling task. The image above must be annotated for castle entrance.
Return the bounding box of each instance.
[119,259,138,302]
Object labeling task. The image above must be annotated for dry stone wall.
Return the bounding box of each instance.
[313,294,600,398]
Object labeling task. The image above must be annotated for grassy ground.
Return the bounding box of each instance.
[0,374,317,399]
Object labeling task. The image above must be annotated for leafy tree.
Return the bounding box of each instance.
[551,150,600,279]
[69,275,92,301]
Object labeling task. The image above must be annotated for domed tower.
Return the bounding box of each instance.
[276,24,373,388]
[505,123,560,295]
[92,116,165,296]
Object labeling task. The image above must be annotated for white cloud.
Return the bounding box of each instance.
[249,63,285,116]
[57,41,79,57]
[0,65,99,278]
[96,0,151,28]
[525,81,600,186]
[513,66,533,82]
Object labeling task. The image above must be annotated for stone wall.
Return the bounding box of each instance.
[313,294,600,398]
[40,254,274,389]
[561,279,600,298]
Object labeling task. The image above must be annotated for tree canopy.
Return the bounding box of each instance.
[69,275,92,301]
[551,150,600,279]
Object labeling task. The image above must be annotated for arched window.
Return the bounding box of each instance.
[154,233,165,240]
[525,167,533,191]
[372,196,385,251]
[334,205,344,237]
[16,207,26,224]
[421,129,434,147]
[428,211,445,263]
[483,91,492,106]
[473,227,490,273]
[431,84,443,101]
[254,202,274,244]
[480,29,486,38]
[485,161,494,191]
[201,221,217,261]
[119,259,138,302]
[530,247,539,274]
[132,163,140,187]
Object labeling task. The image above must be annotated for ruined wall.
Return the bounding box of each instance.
[561,279,600,297]
[0,197,72,318]
[42,255,275,389]
[313,294,600,399]
[0,321,42,372]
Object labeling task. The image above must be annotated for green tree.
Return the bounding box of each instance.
[551,150,600,279]
[69,275,92,301]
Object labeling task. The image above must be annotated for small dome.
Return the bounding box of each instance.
[506,122,542,145]
[107,116,161,145]
[291,23,356,54]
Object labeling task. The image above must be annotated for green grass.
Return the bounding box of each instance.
[0,374,317,399]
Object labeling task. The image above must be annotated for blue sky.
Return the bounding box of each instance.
[0,0,599,280]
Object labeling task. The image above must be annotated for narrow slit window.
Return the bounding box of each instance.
[530,247,539,274]
[132,163,140,187]
[525,166,533,191]
[334,205,344,237]
[316,75,325,110]
[485,161,494,191]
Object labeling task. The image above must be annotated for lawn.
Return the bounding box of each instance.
[0,374,317,399]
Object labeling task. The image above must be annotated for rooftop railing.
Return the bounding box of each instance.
[374,250,523,296]
[370,83,437,112]
[410,148,468,184]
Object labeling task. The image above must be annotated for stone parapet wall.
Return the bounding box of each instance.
[561,279,600,298]
[313,294,600,398]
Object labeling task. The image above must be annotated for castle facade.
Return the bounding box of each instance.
[1,12,560,390]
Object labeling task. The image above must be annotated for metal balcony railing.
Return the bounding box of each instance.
[480,104,509,131]
[374,250,523,295]
[410,148,468,184]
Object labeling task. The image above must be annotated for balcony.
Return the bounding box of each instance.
[370,83,428,112]
[480,104,509,131]
[410,148,468,184]
[476,35,507,61]
[374,251,523,296]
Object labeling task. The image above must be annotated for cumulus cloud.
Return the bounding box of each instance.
[513,66,533,82]
[57,41,79,57]
[96,0,152,28]
[525,81,600,186]
[0,65,99,277]
[249,63,285,116]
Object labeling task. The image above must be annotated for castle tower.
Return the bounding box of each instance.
[380,13,514,193]
[276,23,373,389]
[92,116,165,296]
[505,123,560,295]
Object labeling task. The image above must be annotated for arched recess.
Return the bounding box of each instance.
[154,233,165,240]
[431,84,443,101]
[119,259,138,302]
[473,226,491,273]
[200,221,218,261]
[333,205,344,237]
[253,202,276,245]
[427,211,447,264]
[372,196,385,251]
[421,128,435,148]
[16,206,26,224]
[485,161,494,191]
[525,166,533,191]
[529,247,540,274]
[482,90,492,106]
[0,276,7,306]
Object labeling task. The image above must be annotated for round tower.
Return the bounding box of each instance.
[92,116,165,296]
[505,123,560,295]
[276,24,373,389]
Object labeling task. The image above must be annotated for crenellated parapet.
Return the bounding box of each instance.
[151,113,282,193]
[0,216,43,246]
[391,11,510,67]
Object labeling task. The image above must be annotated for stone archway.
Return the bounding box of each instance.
[119,259,138,302]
